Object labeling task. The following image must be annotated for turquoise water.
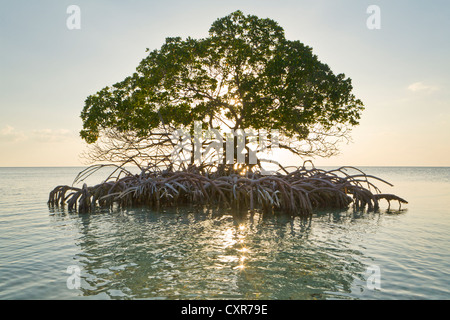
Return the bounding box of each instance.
[0,167,449,299]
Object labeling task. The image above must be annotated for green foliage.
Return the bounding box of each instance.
[80,10,364,155]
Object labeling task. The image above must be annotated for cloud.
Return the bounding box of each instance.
[407,82,439,93]
[0,126,76,143]
[0,125,26,142]
[31,129,74,142]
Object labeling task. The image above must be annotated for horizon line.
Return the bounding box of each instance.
[1,165,449,168]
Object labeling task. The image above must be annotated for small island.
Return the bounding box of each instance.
[49,11,406,214]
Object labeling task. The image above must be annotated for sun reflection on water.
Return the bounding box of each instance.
[215,221,252,271]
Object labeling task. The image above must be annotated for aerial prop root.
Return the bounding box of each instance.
[48,161,407,214]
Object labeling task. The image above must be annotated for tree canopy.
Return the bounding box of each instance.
[80,10,364,168]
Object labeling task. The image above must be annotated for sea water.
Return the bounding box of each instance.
[0,166,449,299]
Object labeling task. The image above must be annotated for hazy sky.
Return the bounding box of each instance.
[1,0,449,167]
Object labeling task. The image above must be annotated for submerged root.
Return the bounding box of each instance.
[373,193,408,210]
[48,162,407,215]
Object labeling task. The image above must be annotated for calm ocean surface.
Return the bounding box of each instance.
[0,166,449,300]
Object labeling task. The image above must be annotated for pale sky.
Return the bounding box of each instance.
[1,0,449,167]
